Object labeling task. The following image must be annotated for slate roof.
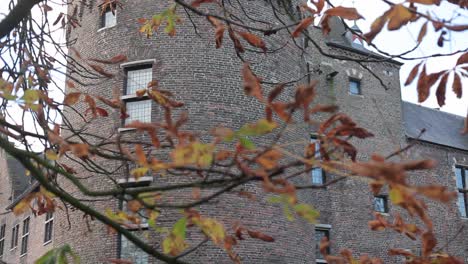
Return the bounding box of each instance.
[6,154,29,199]
[402,102,468,151]
[324,17,402,65]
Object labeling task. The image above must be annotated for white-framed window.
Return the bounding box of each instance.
[20,217,29,255]
[455,166,468,218]
[349,78,361,95]
[122,65,153,125]
[100,5,116,29]
[118,198,150,263]
[0,223,5,258]
[315,225,331,263]
[10,224,19,249]
[44,212,54,244]
[373,195,389,213]
[311,135,325,185]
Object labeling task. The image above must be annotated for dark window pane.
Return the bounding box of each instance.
[349,79,361,95]
[125,100,151,124]
[374,196,388,213]
[126,67,152,95]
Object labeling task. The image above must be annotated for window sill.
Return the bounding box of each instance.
[118,127,137,133]
[376,212,390,216]
[117,176,153,187]
[97,25,116,32]
[316,259,327,263]
[10,246,17,251]
[20,253,27,258]
[461,217,468,221]
[348,92,364,98]
[43,240,52,246]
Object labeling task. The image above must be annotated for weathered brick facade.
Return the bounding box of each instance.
[0,1,467,264]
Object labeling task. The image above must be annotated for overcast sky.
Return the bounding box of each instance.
[0,1,466,118]
[331,0,467,117]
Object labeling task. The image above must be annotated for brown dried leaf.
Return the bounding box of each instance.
[452,73,462,98]
[292,17,314,38]
[242,63,263,101]
[324,6,363,20]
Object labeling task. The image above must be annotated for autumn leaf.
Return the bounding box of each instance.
[452,73,462,98]
[191,0,217,7]
[196,217,226,245]
[64,92,81,105]
[435,73,448,106]
[417,22,428,43]
[89,54,128,64]
[70,144,90,158]
[89,64,114,78]
[293,204,319,223]
[247,230,275,242]
[404,62,421,86]
[364,11,390,42]
[163,218,188,256]
[387,4,416,31]
[236,31,267,52]
[130,167,149,179]
[242,63,263,101]
[324,6,363,20]
[292,17,314,38]
[207,16,225,49]
[45,149,59,161]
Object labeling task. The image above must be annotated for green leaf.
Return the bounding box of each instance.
[239,137,255,150]
[35,244,80,264]
[293,204,320,223]
[173,217,187,238]
[238,119,277,137]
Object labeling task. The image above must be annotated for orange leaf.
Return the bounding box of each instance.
[324,6,363,20]
[236,31,267,52]
[387,4,416,31]
[242,63,263,101]
[135,145,148,166]
[64,92,81,105]
[364,12,389,42]
[292,17,314,38]
[404,62,421,86]
[417,22,428,43]
[452,73,462,98]
[435,73,448,107]
[89,64,114,78]
[207,16,225,49]
[191,0,217,7]
[247,230,275,242]
[70,144,90,158]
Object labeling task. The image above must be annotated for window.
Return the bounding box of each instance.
[118,199,149,263]
[100,6,116,29]
[349,79,361,95]
[119,232,149,264]
[315,226,330,261]
[44,212,54,243]
[373,195,389,213]
[10,224,19,249]
[310,135,325,185]
[20,217,29,255]
[123,65,153,125]
[0,224,5,258]
[455,166,468,218]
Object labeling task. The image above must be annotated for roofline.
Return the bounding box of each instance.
[406,136,468,152]
[326,41,403,66]
[402,101,466,119]
[5,181,40,210]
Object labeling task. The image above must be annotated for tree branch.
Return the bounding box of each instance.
[0,0,43,39]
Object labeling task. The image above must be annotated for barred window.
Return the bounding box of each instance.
[311,135,325,185]
[373,195,389,213]
[0,223,5,258]
[101,6,116,28]
[20,217,29,255]
[44,212,54,243]
[122,66,153,125]
[315,226,330,261]
[455,166,468,218]
[10,224,19,249]
[125,100,152,124]
[126,67,152,95]
[118,198,149,263]
[119,232,149,264]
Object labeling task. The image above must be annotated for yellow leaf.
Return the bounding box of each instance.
[45,149,58,161]
[130,167,149,180]
[196,218,225,245]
